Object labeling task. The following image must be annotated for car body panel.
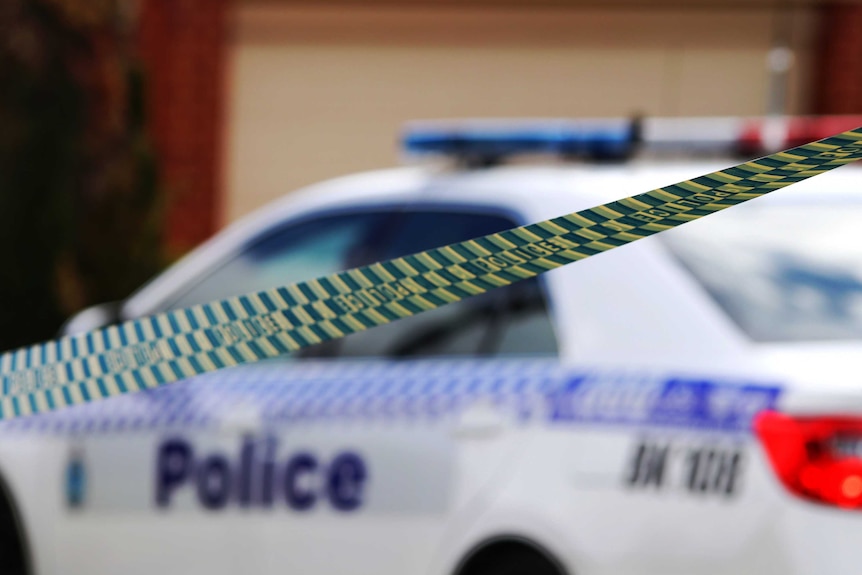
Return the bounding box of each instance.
[7,159,862,574]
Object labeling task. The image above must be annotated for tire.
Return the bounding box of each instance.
[0,474,30,575]
[457,540,565,575]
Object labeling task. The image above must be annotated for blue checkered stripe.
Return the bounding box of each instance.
[0,360,782,435]
[547,373,782,432]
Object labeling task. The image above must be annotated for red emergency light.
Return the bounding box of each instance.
[737,116,862,156]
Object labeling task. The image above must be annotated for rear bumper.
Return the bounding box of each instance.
[779,499,862,575]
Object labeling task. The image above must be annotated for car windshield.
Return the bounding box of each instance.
[660,202,862,342]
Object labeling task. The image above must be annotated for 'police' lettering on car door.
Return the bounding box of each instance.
[155,436,367,512]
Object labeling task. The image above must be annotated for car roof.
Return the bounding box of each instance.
[124,159,862,318]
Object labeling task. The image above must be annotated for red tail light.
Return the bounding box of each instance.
[755,411,862,509]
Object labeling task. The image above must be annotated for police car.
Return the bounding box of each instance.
[2,117,862,575]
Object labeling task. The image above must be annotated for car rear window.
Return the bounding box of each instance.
[660,203,862,342]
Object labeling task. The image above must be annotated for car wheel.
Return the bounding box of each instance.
[0,474,30,575]
[456,540,565,575]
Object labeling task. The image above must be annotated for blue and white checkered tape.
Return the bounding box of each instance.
[0,360,781,436]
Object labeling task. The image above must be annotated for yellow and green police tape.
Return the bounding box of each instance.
[2,127,862,420]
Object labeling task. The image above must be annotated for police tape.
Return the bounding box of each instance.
[1,128,862,420]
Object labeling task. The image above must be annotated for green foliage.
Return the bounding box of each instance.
[0,0,165,350]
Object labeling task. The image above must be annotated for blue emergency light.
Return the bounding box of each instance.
[402,118,639,165]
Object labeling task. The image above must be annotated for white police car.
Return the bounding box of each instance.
[2,117,862,575]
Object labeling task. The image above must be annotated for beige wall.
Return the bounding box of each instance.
[224,4,818,222]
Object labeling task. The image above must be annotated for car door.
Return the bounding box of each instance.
[148,204,561,575]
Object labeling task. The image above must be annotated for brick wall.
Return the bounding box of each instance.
[814,3,862,114]
[137,0,229,257]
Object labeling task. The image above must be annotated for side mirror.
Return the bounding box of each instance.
[59,301,124,337]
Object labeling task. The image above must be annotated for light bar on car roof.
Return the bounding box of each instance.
[402,115,862,165]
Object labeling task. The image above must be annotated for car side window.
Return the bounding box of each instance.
[320,210,558,359]
[168,212,389,310]
[168,207,558,359]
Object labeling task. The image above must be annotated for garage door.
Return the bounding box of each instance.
[225,3,816,221]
